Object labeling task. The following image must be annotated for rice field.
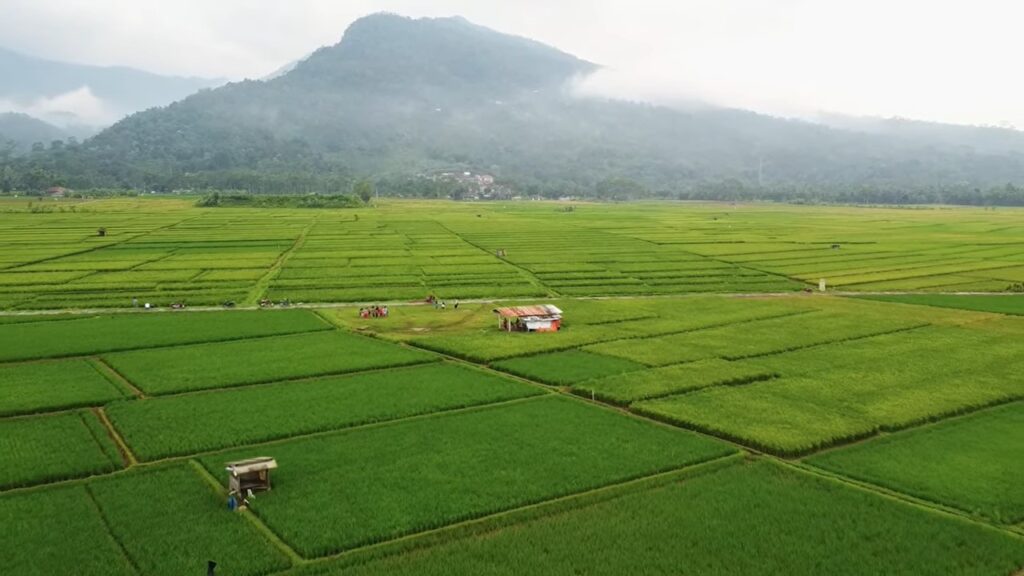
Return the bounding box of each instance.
[198,396,733,557]
[299,460,1024,576]
[1,199,1022,310]
[0,410,123,489]
[1,199,1022,574]
[108,363,542,460]
[0,359,126,416]
[807,402,1024,523]
[101,329,435,395]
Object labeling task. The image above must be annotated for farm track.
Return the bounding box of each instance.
[93,407,137,466]
[1,290,1021,318]
[92,358,147,399]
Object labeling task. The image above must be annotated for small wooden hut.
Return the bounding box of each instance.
[493,305,563,332]
[226,457,277,495]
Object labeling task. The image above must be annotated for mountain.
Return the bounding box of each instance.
[11,14,1024,202]
[0,113,68,152]
[0,47,222,128]
[816,112,1024,156]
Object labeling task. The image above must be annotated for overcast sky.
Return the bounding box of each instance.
[3,0,1022,128]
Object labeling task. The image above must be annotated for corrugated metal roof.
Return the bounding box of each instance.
[226,457,278,475]
[493,305,562,318]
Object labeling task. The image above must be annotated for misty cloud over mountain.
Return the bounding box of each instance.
[0,47,221,129]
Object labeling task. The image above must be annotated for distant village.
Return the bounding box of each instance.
[425,171,515,201]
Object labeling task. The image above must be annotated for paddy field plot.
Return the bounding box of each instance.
[582,308,924,365]
[200,396,733,556]
[0,359,126,416]
[0,410,122,489]
[633,321,1024,455]
[858,294,1024,316]
[87,465,291,576]
[102,329,435,395]
[0,308,329,362]
[303,460,1024,576]
[491,350,644,385]
[808,402,1024,524]
[0,485,135,576]
[108,362,543,460]
[576,358,776,404]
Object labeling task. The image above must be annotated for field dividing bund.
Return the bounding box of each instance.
[295,459,1024,576]
[198,396,735,557]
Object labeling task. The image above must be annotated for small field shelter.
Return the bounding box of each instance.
[493,305,563,332]
[226,457,277,495]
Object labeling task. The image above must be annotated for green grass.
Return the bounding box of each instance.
[200,396,733,557]
[108,363,543,460]
[0,359,125,416]
[88,464,291,576]
[575,359,777,404]
[808,402,1024,523]
[0,309,329,361]
[299,459,1024,576]
[0,410,122,489]
[102,330,435,395]
[857,294,1024,315]
[491,350,644,385]
[0,485,134,576]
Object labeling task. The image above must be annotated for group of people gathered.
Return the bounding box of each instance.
[359,305,389,318]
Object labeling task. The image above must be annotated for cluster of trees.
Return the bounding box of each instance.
[195,191,364,208]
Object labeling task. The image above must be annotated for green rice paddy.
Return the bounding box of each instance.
[0,198,1022,574]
